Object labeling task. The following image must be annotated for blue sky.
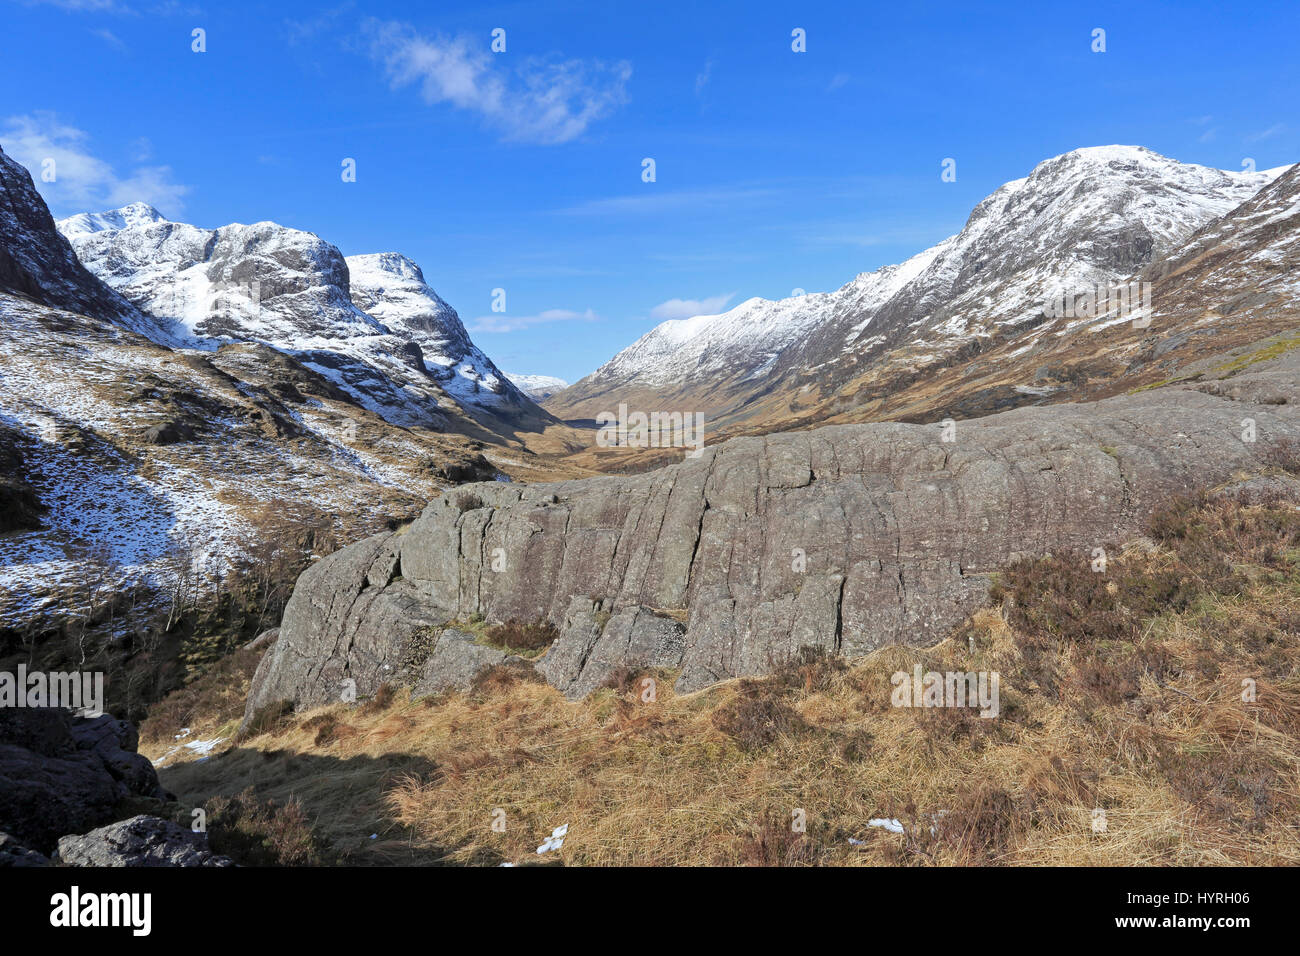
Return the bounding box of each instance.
[2,0,1297,382]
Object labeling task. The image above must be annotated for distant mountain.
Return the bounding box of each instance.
[506,373,569,400]
[56,205,539,429]
[548,146,1289,431]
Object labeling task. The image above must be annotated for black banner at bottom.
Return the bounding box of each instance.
[0,865,1278,943]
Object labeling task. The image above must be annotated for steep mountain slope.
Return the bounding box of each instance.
[776,160,1300,433]
[549,147,1285,433]
[57,206,544,432]
[345,252,530,410]
[0,151,166,341]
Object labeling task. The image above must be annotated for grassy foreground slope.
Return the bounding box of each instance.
[147,488,1300,866]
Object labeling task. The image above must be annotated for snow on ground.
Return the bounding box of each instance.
[0,296,442,628]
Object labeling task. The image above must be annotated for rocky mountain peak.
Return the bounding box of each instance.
[345,251,529,409]
[57,201,167,237]
[46,200,539,427]
[350,251,425,283]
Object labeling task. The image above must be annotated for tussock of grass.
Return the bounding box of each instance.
[158,493,1300,866]
[483,619,559,657]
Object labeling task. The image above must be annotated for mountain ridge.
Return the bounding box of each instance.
[55,202,542,431]
[547,146,1290,432]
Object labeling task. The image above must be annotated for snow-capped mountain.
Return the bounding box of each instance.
[550,146,1289,425]
[505,373,569,400]
[346,252,528,408]
[58,201,175,237]
[56,206,536,428]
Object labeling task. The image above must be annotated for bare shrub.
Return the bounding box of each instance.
[712,680,808,751]
[485,618,559,653]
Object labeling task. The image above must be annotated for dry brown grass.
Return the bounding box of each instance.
[154,494,1300,866]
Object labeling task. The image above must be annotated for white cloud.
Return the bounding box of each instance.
[826,73,849,92]
[650,293,735,321]
[0,112,189,216]
[1246,123,1285,143]
[694,60,713,96]
[469,307,599,334]
[559,186,775,216]
[91,27,127,50]
[28,0,125,9]
[24,0,201,13]
[364,20,630,145]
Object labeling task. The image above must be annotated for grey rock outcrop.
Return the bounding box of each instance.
[411,630,510,699]
[537,600,686,698]
[56,815,233,867]
[246,351,1300,715]
[0,708,168,854]
[0,831,49,867]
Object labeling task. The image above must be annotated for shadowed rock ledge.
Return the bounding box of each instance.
[246,353,1300,719]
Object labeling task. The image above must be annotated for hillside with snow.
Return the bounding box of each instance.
[0,144,573,631]
[549,146,1290,427]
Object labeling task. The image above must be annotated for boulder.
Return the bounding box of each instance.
[0,831,49,867]
[411,630,510,698]
[56,815,233,867]
[142,418,196,445]
[0,708,168,855]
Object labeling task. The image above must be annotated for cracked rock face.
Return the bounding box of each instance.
[0,146,162,339]
[245,352,1300,716]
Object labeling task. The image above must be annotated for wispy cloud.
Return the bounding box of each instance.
[558,185,775,216]
[25,0,201,13]
[286,2,354,46]
[91,27,126,50]
[694,59,713,96]
[826,72,850,92]
[26,0,126,10]
[1,112,190,215]
[469,307,599,334]
[364,20,630,145]
[650,293,735,321]
[1246,123,1285,143]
